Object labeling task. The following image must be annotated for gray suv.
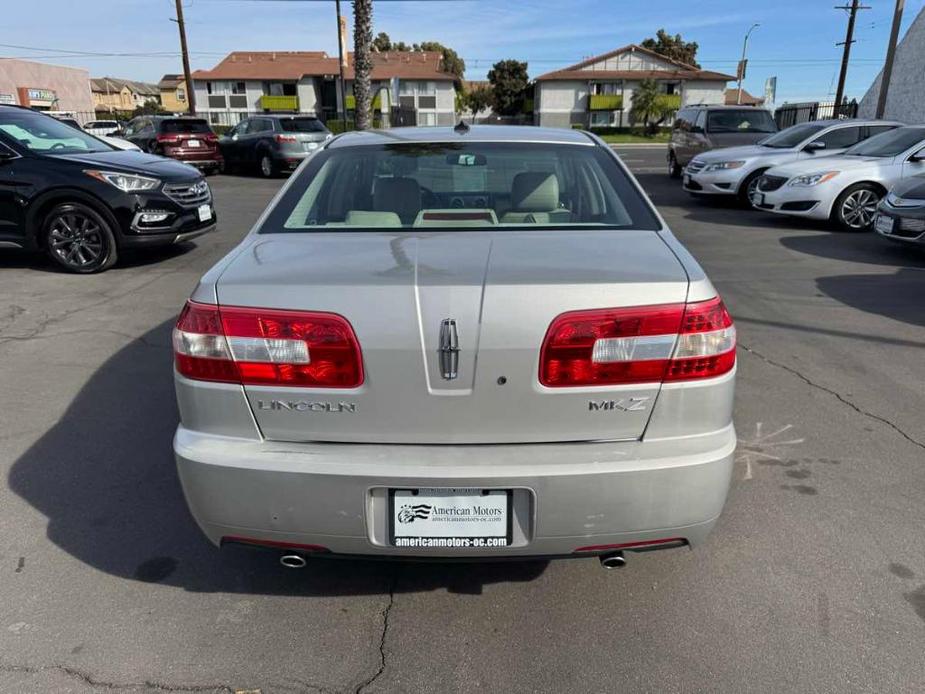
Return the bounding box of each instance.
[668,105,778,177]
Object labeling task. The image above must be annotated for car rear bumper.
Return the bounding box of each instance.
[174,423,736,558]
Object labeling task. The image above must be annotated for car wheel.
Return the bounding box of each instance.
[833,183,882,231]
[259,153,277,178]
[146,140,160,154]
[668,152,681,179]
[739,170,766,205]
[43,202,118,274]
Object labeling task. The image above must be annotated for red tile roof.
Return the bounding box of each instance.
[191,51,456,82]
[535,44,735,82]
[725,88,764,105]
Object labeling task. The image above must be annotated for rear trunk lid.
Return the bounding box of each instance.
[216,230,690,444]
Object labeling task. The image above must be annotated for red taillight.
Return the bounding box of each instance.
[156,134,179,144]
[173,301,364,388]
[275,134,298,144]
[539,297,735,387]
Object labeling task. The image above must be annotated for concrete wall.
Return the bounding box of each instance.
[858,7,925,123]
[296,78,319,114]
[682,81,726,107]
[0,59,93,113]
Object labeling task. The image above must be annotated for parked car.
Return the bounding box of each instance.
[172,125,737,566]
[683,119,902,202]
[751,125,925,231]
[874,178,925,246]
[220,115,332,177]
[668,105,778,177]
[122,116,222,175]
[83,119,121,136]
[0,105,216,273]
[54,116,142,152]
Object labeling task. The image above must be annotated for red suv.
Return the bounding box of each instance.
[121,116,222,175]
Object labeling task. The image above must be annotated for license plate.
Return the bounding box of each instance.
[875,214,894,235]
[304,141,318,151]
[197,204,212,222]
[389,488,511,548]
[187,139,201,148]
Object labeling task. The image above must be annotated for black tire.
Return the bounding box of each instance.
[258,152,277,178]
[146,139,160,154]
[668,151,682,179]
[738,169,767,205]
[42,202,118,274]
[832,183,882,231]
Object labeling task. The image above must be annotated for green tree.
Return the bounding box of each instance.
[371,32,391,52]
[629,79,679,135]
[641,29,700,68]
[371,35,465,89]
[487,60,529,116]
[464,85,493,115]
[352,0,373,130]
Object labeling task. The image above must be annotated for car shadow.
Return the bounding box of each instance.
[815,267,925,329]
[0,242,196,273]
[780,232,925,268]
[8,319,548,596]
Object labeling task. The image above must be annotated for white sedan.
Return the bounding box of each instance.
[751,126,925,230]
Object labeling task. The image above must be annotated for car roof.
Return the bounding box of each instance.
[329,125,595,148]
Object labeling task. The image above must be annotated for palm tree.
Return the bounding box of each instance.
[629,79,679,136]
[352,0,373,130]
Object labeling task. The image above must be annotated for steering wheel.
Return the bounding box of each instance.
[51,142,67,151]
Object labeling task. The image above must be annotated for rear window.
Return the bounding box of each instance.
[160,119,210,134]
[279,118,327,133]
[706,110,776,134]
[260,142,661,232]
[845,127,925,157]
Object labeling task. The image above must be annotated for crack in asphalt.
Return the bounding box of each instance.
[740,343,925,451]
[354,568,399,694]
[0,662,236,692]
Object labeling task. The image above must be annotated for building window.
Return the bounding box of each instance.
[590,111,617,127]
[591,82,622,95]
[399,95,415,109]
[232,81,246,95]
[177,88,186,102]
[418,95,437,109]
[206,82,213,95]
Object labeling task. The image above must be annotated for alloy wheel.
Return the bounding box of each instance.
[841,189,880,230]
[260,155,273,177]
[47,212,106,269]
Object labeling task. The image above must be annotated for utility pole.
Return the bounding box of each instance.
[173,0,196,115]
[335,0,347,124]
[833,0,869,113]
[736,23,760,104]
[876,0,905,118]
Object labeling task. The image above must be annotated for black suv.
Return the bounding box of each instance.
[0,106,216,273]
[220,115,331,177]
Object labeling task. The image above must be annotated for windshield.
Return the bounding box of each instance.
[845,127,925,157]
[0,112,112,154]
[262,142,661,232]
[279,118,327,133]
[161,119,211,134]
[761,123,826,148]
[706,109,777,134]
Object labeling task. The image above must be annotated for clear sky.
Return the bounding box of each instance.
[3,0,923,106]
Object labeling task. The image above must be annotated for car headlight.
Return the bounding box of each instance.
[788,171,840,187]
[84,170,161,193]
[703,160,746,172]
[886,191,925,208]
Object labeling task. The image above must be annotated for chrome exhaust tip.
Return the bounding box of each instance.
[599,551,627,569]
[280,554,308,569]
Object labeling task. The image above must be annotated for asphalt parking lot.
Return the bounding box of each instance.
[1,145,924,693]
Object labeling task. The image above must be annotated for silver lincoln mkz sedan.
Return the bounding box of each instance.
[172,125,736,567]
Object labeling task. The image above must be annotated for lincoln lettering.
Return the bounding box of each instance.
[588,397,649,412]
[257,400,357,413]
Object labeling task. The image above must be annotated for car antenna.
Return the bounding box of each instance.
[454,120,470,134]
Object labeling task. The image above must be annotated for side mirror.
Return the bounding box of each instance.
[804,140,826,152]
[690,125,704,134]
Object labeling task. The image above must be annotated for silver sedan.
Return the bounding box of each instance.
[751,126,925,230]
[683,119,901,202]
[172,125,736,566]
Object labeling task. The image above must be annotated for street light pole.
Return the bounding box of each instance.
[876,0,905,118]
[736,23,760,105]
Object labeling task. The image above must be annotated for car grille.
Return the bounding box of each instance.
[686,160,706,174]
[896,217,925,238]
[757,175,787,192]
[163,180,211,208]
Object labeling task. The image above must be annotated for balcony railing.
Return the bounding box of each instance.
[589,94,623,111]
[345,94,383,111]
[259,95,299,111]
[654,94,681,112]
